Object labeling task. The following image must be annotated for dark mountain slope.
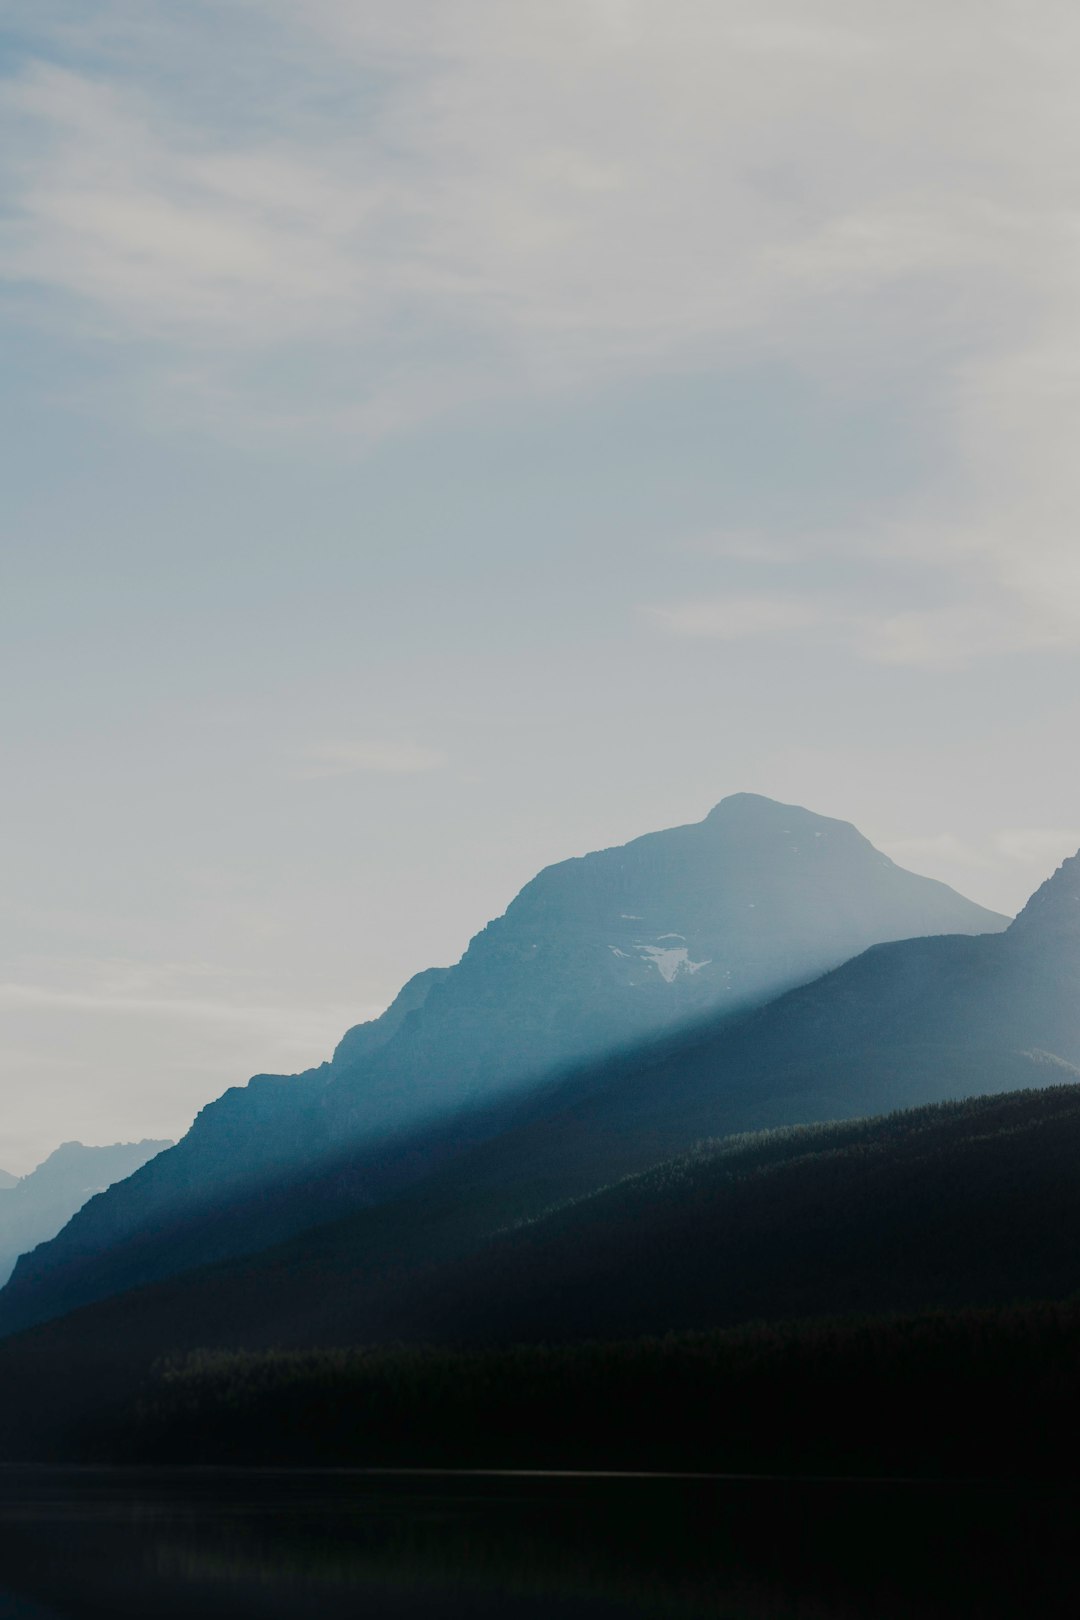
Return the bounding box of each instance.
[395,1083,1080,1346]
[0,795,1003,1333]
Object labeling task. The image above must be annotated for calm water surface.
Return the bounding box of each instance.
[0,1468,1073,1619]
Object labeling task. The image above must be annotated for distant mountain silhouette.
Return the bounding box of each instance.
[0,1141,171,1290]
[0,795,1006,1335]
[0,1170,16,1191]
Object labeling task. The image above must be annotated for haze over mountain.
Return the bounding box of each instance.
[0,1171,16,1191]
[0,1141,171,1290]
[0,795,1006,1335]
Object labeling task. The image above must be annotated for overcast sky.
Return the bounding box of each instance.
[3,2,1080,1171]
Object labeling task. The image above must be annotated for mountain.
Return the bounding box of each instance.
[320,793,1006,1142]
[434,842,1080,1207]
[3,841,1073,1356]
[0,1171,16,1191]
[0,1141,171,1290]
[0,795,1006,1334]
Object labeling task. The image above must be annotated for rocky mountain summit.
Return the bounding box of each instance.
[319,792,1008,1141]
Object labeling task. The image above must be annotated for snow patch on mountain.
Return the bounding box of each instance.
[636,944,712,983]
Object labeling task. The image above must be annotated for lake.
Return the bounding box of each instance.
[0,1468,1073,1618]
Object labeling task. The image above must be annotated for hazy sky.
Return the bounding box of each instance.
[3,2,1080,1172]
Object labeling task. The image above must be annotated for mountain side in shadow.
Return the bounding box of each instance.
[391,1082,1080,1346]
[0,1141,172,1289]
[0,795,1006,1333]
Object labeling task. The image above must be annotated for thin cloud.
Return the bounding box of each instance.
[297,740,447,780]
[0,980,372,1043]
[649,589,1066,669]
[882,834,993,872]
[881,828,1080,887]
[649,595,823,640]
[994,828,1080,866]
[857,602,1062,670]
[678,532,798,563]
[5,4,1080,646]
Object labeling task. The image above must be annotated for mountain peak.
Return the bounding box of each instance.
[1007,850,1080,947]
[706,792,792,818]
[705,792,847,822]
[703,793,862,841]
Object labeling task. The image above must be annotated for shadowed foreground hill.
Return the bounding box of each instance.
[390,1084,1080,1346]
[0,794,1006,1336]
[3,1082,1080,1466]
